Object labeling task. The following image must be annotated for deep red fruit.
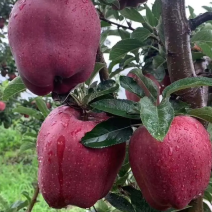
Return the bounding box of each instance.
[8,0,101,96]
[0,101,6,111]
[37,106,126,209]
[129,116,212,211]
[125,72,160,102]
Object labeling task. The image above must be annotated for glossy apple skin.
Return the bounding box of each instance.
[37,106,126,209]
[129,116,212,211]
[125,72,160,102]
[0,101,6,111]
[8,0,100,96]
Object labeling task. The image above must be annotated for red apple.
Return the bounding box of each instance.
[129,116,212,211]
[37,106,126,209]
[0,101,6,111]
[125,72,161,102]
[8,0,101,96]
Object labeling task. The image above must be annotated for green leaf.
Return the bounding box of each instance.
[191,30,212,43]
[145,5,158,27]
[120,76,144,98]
[110,39,144,60]
[13,106,43,120]
[196,42,212,58]
[152,0,162,20]
[207,123,212,141]
[105,193,135,212]
[113,173,129,190]
[119,151,130,177]
[131,69,159,103]
[3,76,26,101]
[10,200,28,211]
[22,132,37,138]
[20,142,35,153]
[140,97,174,141]
[170,99,190,115]
[131,27,152,42]
[91,99,140,119]
[187,107,212,123]
[35,97,49,118]
[162,77,212,97]
[86,62,106,86]
[84,80,119,104]
[188,6,196,19]
[81,118,133,148]
[120,8,145,23]
[153,55,166,69]
[95,200,110,212]
[118,29,131,39]
[122,186,160,212]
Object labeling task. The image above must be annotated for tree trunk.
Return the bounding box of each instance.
[161,0,208,211]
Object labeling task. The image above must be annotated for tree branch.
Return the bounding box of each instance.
[26,184,39,212]
[99,17,134,31]
[97,8,134,31]
[189,12,212,31]
[96,46,109,82]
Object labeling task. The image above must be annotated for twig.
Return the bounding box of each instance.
[99,16,134,31]
[26,184,39,212]
[97,8,134,31]
[96,46,109,82]
[189,12,212,31]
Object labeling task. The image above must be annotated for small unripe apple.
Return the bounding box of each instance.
[125,72,160,102]
[0,101,6,111]
[8,0,101,96]
[37,106,126,209]
[129,116,212,211]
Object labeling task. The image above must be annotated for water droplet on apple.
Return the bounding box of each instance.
[168,147,173,156]
[175,145,180,151]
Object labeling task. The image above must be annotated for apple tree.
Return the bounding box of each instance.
[2,0,212,212]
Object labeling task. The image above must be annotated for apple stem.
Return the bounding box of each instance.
[82,110,88,121]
